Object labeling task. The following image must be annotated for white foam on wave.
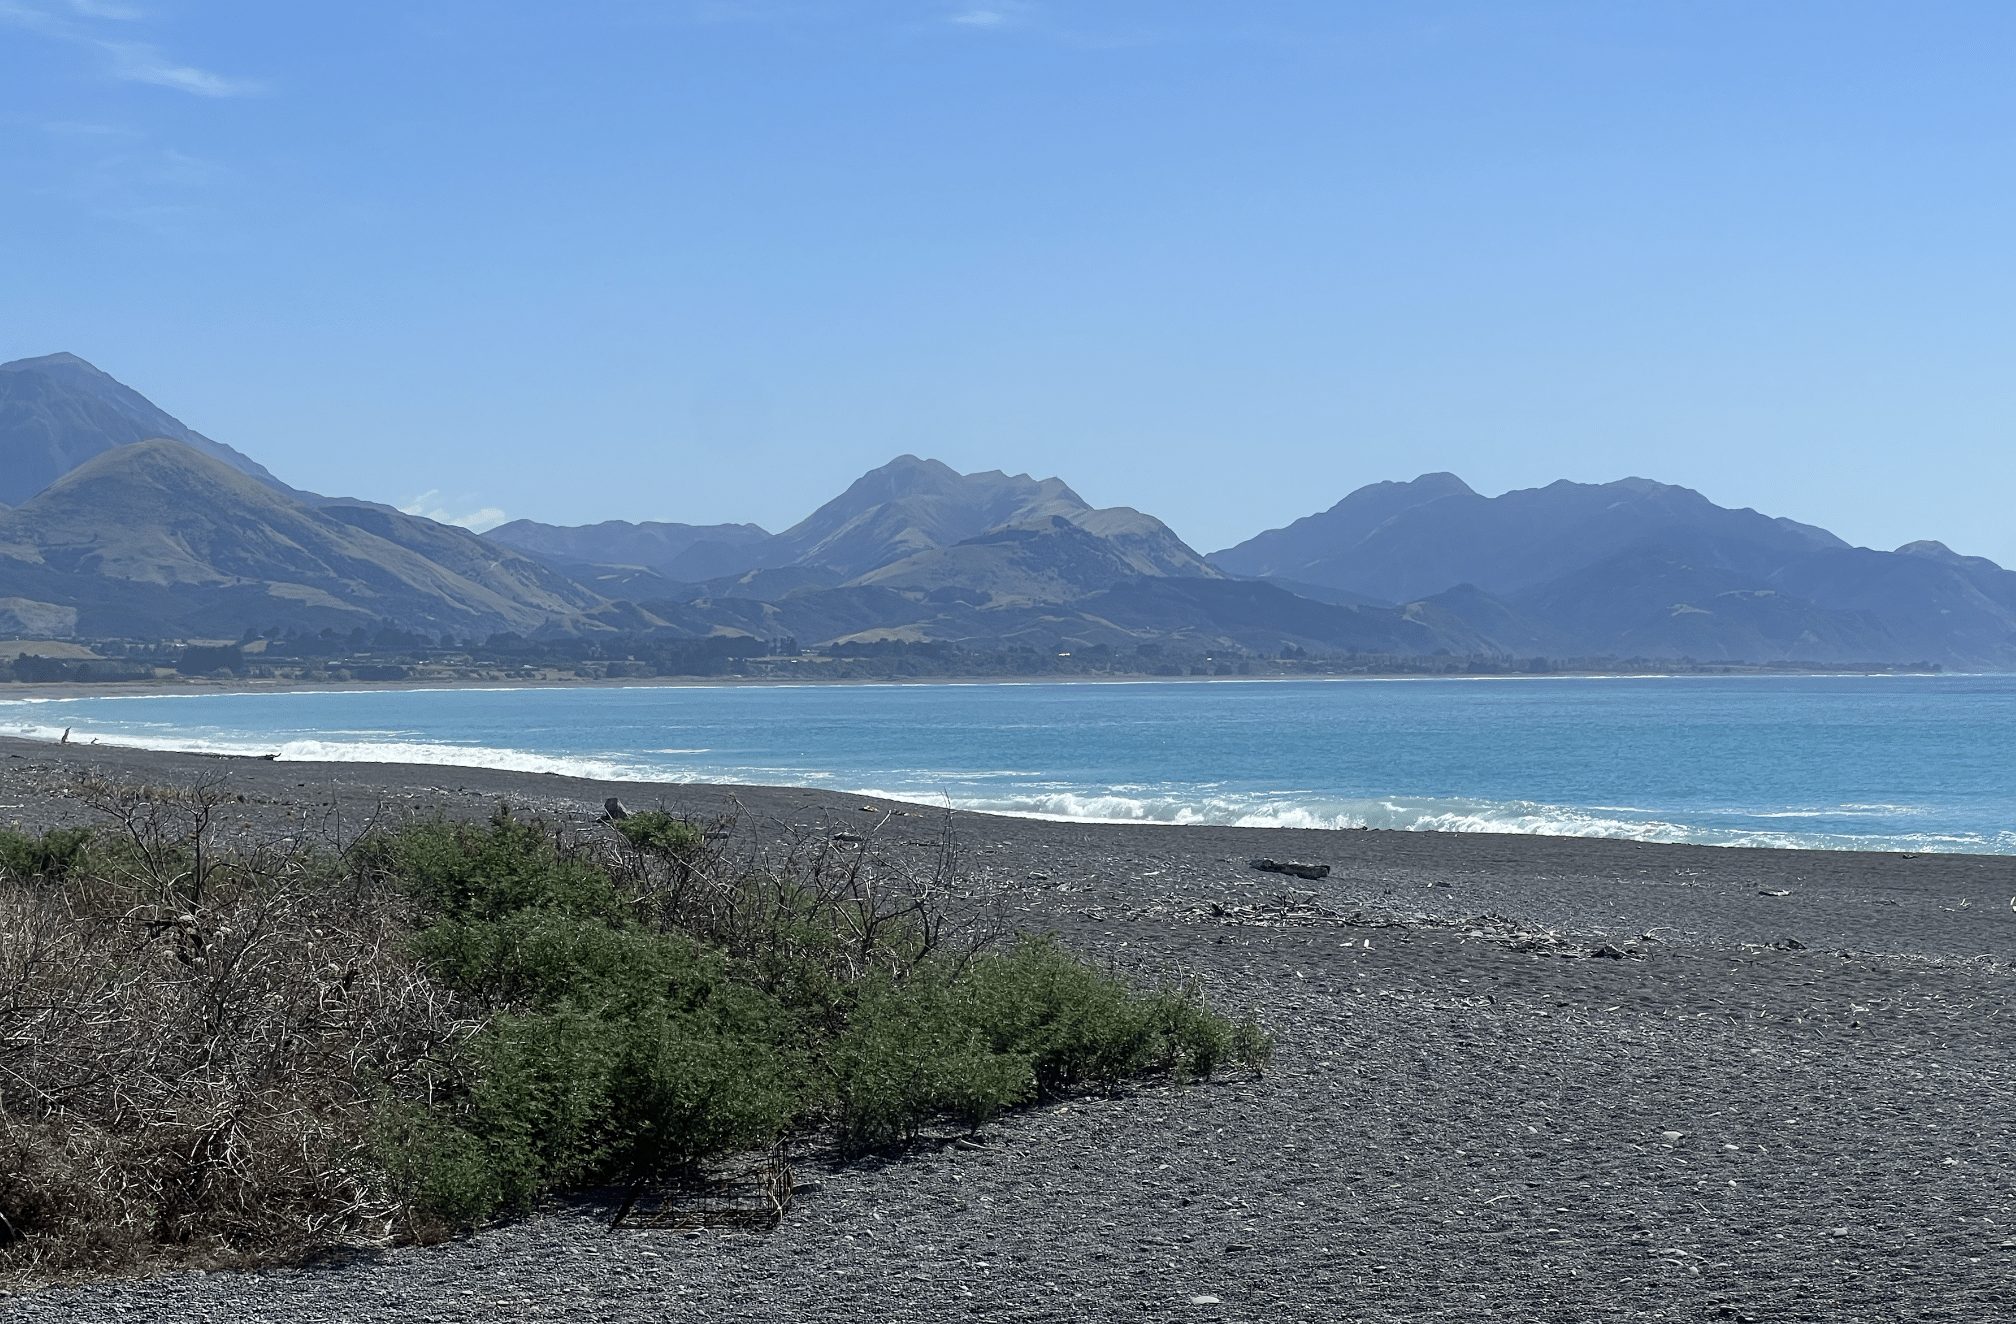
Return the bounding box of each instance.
[270,739,647,780]
[9,708,2007,856]
[0,717,653,782]
[2,719,102,745]
[918,785,2016,855]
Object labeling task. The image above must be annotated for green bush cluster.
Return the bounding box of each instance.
[610,809,706,858]
[365,810,1267,1226]
[826,939,1270,1150]
[0,826,93,882]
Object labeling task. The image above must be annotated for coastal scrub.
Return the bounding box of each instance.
[0,796,1267,1280]
[365,808,1267,1226]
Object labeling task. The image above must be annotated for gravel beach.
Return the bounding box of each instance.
[3,736,2013,1323]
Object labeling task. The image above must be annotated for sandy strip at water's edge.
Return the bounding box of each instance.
[4,733,2015,1321]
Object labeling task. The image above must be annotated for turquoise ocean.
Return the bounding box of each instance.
[3,674,2012,854]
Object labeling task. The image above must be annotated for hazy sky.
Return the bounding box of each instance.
[4,2,2013,561]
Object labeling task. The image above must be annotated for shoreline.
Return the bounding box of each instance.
[4,732,2013,883]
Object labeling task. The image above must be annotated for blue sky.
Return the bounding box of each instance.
[4,1,2013,562]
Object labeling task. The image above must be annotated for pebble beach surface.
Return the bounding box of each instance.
[3,737,2014,1323]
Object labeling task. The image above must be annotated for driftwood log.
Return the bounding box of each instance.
[1250,857,1330,881]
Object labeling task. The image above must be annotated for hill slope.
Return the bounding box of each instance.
[0,440,611,639]
[0,354,300,506]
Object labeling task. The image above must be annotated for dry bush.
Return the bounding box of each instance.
[597,805,994,983]
[0,815,475,1284]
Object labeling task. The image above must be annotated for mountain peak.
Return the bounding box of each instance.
[769,456,1090,577]
[0,352,107,376]
[830,454,1081,508]
[0,352,294,505]
[1209,471,1478,579]
[834,455,966,504]
[1897,539,2006,572]
[41,434,271,497]
[1404,472,1477,496]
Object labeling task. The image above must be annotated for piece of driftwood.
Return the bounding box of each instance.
[1250,857,1331,881]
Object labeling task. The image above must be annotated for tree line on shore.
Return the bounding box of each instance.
[6,631,1945,687]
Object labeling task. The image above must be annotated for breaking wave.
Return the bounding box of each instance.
[0,717,650,783]
[901,787,2016,855]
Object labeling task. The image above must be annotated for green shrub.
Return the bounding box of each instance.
[825,968,1034,1149]
[821,938,1273,1151]
[365,808,627,926]
[612,810,705,858]
[955,936,1243,1090]
[600,1000,804,1175]
[0,826,93,882]
[361,808,1270,1228]
[366,811,814,1222]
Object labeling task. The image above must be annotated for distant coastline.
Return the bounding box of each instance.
[0,653,1954,706]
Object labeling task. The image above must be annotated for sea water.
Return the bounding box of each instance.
[3,673,2012,854]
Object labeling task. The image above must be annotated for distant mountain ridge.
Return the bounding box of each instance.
[1211,472,1847,601]
[1,351,2012,668]
[1210,473,2016,668]
[486,459,2016,667]
[491,455,1219,590]
[483,518,773,583]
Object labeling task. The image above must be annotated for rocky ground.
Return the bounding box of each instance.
[3,736,2013,1322]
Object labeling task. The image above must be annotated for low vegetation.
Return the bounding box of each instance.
[0,791,1267,1282]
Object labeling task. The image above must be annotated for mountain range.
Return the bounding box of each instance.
[2,351,2011,668]
[1209,472,2016,668]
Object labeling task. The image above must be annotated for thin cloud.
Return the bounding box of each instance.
[0,0,261,97]
[948,6,1018,27]
[401,492,508,533]
[101,40,262,96]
